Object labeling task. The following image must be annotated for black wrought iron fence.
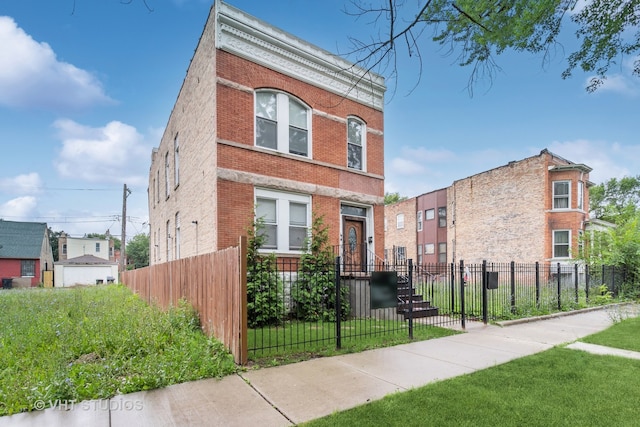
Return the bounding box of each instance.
[246,253,632,359]
[247,255,455,360]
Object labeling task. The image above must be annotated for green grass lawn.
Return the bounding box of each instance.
[303,314,640,427]
[0,285,237,416]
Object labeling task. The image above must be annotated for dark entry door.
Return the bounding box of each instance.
[343,216,366,272]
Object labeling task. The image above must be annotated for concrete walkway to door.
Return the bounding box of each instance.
[2,304,638,427]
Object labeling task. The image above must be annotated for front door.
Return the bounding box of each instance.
[343,216,366,272]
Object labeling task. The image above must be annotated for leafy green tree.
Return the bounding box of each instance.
[589,176,640,225]
[349,0,640,93]
[581,212,640,298]
[384,192,408,205]
[126,233,150,268]
[48,228,64,262]
[293,214,350,322]
[246,217,284,328]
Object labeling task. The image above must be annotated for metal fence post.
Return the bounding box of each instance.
[510,261,516,314]
[585,264,590,302]
[408,259,414,340]
[535,262,540,307]
[335,256,341,350]
[557,262,562,310]
[574,263,579,303]
[460,260,466,330]
[482,260,488,324]
[450,262,455,312]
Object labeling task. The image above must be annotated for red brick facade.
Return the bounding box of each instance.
[149,3,385,265]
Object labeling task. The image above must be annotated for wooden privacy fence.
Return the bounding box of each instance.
[121,237,248,364]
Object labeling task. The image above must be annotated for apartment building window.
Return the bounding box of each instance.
[164,152,170,199]
[396,246,406,263]
[156,170,160,204]
[396,213,405,229]
[578,181,584,210]
[21,260,35,277]
[553,230,570,258]
[438,243,447,263]
[255,91,310,157]
[417,211,423,231]
[95,243,100,253]
[553,181,570,209]
[174,134,180,188]
[347,117,365,171]
[425,208,435,220]
[255,189,310,252]
[438,207,447,228]
[62,244,67,255]
[417,244,422,265]
[175,212,181,259]
[424,243,435,254]
[384,216,388,231]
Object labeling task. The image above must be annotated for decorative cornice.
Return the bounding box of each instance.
[214,1,385,111]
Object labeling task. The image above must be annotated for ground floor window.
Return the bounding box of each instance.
[553,230,570,258]
[255,188,310,253]
[21,260,35,277]
[438,242,447,263]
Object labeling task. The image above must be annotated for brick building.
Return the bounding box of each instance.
[383,198,416,265]
[148,1,386,267]
[385,149,592,265]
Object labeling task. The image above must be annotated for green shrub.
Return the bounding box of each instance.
[293,214,350,322]
[246,217,284,328]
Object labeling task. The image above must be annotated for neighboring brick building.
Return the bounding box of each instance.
[385,150,592,265]
[149,1,386,267]
[383,198,416,265]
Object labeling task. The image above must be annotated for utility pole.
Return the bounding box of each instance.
[120,184,131,272]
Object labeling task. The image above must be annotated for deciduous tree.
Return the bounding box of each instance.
[346,0,640,93]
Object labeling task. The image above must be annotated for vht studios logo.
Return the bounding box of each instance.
[34,399,144,411]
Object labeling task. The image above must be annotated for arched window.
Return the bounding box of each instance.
[347,117,366,171]
[255,90,310,157]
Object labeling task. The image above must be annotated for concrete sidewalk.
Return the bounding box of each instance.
[2,304,638,427]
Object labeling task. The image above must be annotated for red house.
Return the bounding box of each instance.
[0,220,54,288]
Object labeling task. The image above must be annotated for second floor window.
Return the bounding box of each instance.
[347,117,365,170]
[417,210,423,231]
[553,181,570,209]
[396,213,405,229]
[95,243,100,253]
[578,181,584,210]
[165,152,170,199]
[255,91,309,157]
[425,208,435,220]
[438,207,447,228]
[174,134,180,188]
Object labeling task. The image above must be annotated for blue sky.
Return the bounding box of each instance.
[1,0,638,239]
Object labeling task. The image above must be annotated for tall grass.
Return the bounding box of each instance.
[0,285,236,416]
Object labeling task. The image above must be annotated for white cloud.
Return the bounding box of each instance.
[0,16,113,111]
[53,119,152,186]
[0,173,43,195]
[0,196,37,220]
[548,139,638,184]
